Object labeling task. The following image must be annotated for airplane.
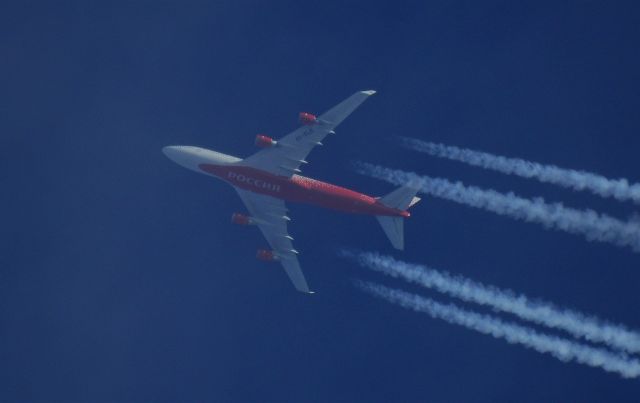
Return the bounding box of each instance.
[162,90,421,294]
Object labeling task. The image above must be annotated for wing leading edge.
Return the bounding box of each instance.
[234,188,313,293]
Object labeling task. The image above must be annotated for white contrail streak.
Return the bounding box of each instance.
[401,137,640,204]
[355,163,640,252]
[348,251,640,354]
[357,281,640,378]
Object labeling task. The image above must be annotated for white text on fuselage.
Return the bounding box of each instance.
[228,171,281,192]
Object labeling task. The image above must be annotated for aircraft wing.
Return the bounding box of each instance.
[242,90,376,177]
[234,187,313,293]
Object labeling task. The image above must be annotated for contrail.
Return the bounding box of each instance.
[401,137,640,204]
[347,251,640,354]
[357,281,640,378]
[355,163,640,252]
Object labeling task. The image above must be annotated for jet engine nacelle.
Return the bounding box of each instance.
[255,134,277,148]
[231,213,254,225]
[256,249,279,262]
[299,112,317,125]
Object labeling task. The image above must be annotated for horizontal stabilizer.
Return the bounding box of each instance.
[379,185,421,211]
[376,216,404,250]
[376,185,421,250]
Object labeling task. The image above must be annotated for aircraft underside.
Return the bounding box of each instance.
[200,163,408,217]
[163,90,420,292]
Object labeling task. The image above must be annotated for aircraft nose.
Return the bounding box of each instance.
[162,145,197,170]
[162,145,231,173]
[162,145,180,159]
[162,146,192,165]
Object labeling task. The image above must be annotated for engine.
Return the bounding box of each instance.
[255,134,276,148]
[231,212,253,225]
[299,112,317,125]
[256,249,278,261]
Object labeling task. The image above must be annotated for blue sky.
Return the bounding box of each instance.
[2,1,640,401]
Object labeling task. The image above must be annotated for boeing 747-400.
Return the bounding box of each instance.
[163,90,420,293]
